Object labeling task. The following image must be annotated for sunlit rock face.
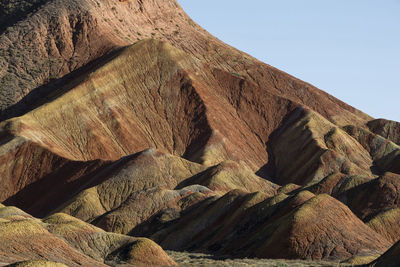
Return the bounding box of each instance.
[0,0,399,266]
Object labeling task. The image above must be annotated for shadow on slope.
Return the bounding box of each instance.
[0,46,125,121]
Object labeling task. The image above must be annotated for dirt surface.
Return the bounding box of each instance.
[167,251,349,267]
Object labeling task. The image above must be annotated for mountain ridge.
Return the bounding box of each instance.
[0,0,399,266]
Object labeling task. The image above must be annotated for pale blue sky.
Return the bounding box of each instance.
[178,0,400,122]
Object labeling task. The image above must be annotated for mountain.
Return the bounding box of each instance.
[0,0,399,266]
[0,203,176,266]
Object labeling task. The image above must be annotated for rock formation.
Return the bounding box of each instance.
[0,0,399,266]
[149,192,390,262]
[366,208,400,244]
[0,204,176,266]
[338,172,400,220]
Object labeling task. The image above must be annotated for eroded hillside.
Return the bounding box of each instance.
[0,0,399,266]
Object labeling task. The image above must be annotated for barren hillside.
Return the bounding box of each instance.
[0,0,399,266]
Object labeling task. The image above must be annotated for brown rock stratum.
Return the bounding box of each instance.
[0,0,399,266]
[0,204,176,266]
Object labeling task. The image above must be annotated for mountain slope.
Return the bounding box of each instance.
[0,38,376,206]
[0,0,372,127]
[0,204,176,266]
[0,0,399,266]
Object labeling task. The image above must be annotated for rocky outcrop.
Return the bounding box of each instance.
[0,40,214,162]
[0,38,285,213]
[252,194,390,260]
[148,192,390,261]
[0,0,399,265]
[0,4,377,237]
[153,189,278,253]
[305,173,361,196]
[54,149,212,231]
[366,208,400,244]
[0,0,371,128]
[176,160,279,194]
[0,205,106,266]
[92,186,215,235]
[55,149,278,234]
[0,204,176,266]
[368,119,400,146]
[344,125,400,174]
[338,172,400,220]
[0,136,110,217]
[271,108,374,186]
[44,213,177,266]
[0,0,372,185]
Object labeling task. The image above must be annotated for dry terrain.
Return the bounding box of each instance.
[0,0,399,266]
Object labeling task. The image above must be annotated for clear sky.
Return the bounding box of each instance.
[178,0,400,122]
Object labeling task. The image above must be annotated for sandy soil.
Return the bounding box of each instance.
[167,251,350,267]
